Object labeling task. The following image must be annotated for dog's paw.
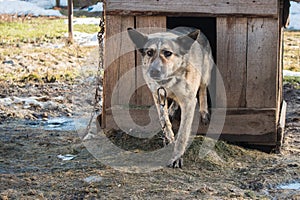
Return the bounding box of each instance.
[200,111,210,125]
[167,158,183,168]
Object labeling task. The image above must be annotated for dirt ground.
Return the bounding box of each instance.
[1,45,300,200]
[0,82,299,200]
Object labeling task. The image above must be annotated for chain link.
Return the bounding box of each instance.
[157,87,167,145]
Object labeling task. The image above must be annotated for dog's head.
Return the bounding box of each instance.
[127,28,199,83]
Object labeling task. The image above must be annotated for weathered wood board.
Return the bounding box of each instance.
[196,109,277,137]
[103,15,136,127]
[216,17,247,108]
[105,0,278,17]
[246,18,279,108]
[104,108,278,144]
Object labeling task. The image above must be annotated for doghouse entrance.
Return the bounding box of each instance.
[167,17,216,60]
[167,17,216,110]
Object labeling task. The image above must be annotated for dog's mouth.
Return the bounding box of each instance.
[156,77,173,85]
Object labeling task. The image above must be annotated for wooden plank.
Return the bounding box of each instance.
[277,0,284,121]
[277,100,287,148]
[277,27,283,121]
[116,18,135,106]
[102,15,121,128]
[135,16,167,106]
[196,108,277,136]
[104,107,156,131]
[216,17,247,108]
[105,0,278,17]
[103,15,135,127]
[104,15,135,107]
[246,18,279,108]
[105,107,277,138]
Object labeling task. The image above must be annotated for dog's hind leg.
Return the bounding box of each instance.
[199,83,210,125]
[168,101,179,121]
[168,97,197,168]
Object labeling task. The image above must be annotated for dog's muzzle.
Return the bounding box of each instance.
[149,68,161,79]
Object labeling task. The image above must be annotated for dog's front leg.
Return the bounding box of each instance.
[168,97,197,168]
[152,94,175,144]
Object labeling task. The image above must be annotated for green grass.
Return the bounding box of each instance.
[283,76,300,87]
[74,23,100,34]
[0,17,100,45]
[0,18,65,44]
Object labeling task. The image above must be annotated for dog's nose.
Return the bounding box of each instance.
[149,68,161,78]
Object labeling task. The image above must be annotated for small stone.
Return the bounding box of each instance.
[84,175,103,184]
[0,194,9,200]
[42,112,48,118]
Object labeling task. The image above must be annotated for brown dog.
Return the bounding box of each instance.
[128,27,214,168]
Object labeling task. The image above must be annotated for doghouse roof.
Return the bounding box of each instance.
[104,0,281,17]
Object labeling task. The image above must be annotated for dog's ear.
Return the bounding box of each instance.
[127,28,148,53]
[176,29,200,51]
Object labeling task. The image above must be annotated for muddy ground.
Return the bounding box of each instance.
[1,48,300,200]
[0,82,300,200]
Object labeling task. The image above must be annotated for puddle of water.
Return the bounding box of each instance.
[43,117,75,131]
[40,117,89,131]
[0,116,93,133]
[277,182,300,190]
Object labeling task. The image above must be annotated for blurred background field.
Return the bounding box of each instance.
[0,14,101,83]
[0,0,299,85]
[284,31,300,72]
[1,17,299,83]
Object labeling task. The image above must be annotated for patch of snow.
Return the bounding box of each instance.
[57,154,76,161]
[50,0,67,7]
[283,70,300,77]
[84,176,103,183]
[0,98,13,107]
[0,96,63,110]
[0,0,62,16]
[278,182,300,190]
[288,2,300,30]
[87,2,103,12]
[67,31,98,46]
[27,0,54,9]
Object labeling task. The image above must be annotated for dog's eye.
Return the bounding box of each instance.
[146,50,154,57]
[163,50,173,58]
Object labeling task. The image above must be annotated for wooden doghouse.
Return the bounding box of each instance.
[101,0,288,147]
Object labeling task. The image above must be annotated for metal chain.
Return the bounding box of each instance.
[83,15,105,139]
[157,87,167,145]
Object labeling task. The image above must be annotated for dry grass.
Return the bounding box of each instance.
[284,30,300,72]
[0,16,100,83]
